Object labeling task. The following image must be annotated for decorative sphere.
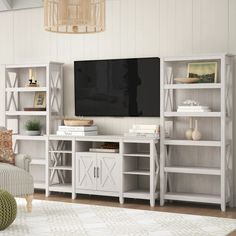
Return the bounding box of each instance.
[185,128,193,140]
[0,190,17,231]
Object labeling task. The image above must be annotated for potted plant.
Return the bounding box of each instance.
[25,120,41,136]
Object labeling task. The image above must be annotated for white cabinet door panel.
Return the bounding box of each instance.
[76,153,96,190]
[96,154,120,192]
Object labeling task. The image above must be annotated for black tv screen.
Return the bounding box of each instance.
[74,57,160,117]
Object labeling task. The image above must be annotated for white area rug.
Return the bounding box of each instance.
[2,198,236,236]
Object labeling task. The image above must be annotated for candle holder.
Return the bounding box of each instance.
[26,69,39,87]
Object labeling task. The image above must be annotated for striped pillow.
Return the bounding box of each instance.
[0,130,15,164]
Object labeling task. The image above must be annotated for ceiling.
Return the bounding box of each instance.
[0,0,42,11]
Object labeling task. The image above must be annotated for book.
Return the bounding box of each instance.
[58,125,97,132]
[56,130,98,136]
[178,105,209,109]
[89,148,119,153]
[132,124,159,130]
[129,129,158,134]
[24,107,46,111]
[177,108,211,112]
[124,133,160,139]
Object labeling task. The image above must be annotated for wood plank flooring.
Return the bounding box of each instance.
[33,191,236,219]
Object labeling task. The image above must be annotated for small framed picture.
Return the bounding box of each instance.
[187,62,217,83]
[34,92,46,108]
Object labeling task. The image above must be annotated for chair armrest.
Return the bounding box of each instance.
[15,154,32,172]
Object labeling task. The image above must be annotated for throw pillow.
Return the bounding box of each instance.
[0,130,15,164]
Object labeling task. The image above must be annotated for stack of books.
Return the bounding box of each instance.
[56,125,98,136]
[177,105,211,112]
[125,124,159,139]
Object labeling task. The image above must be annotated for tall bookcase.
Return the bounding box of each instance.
[5,62,63,190]
[160,54,234,211]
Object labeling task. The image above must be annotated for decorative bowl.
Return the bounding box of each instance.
[64,119,93,126]
[174,77,200,83]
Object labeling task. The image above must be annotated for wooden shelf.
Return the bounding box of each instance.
[49,166,72,170]
[164,83,221,90]
[123,189,158,200]
[49,150,72,154]
[164,192,221,204]
[123,170,150,176]
[164,112,221,117]
[164,139,221,147]
[164,166,221,175]
[6,87,47,92]
[123,153,150,157]
[6,111,47,116]
[13,135,46,141]
[163,54,229,62]
[49,183,72,193]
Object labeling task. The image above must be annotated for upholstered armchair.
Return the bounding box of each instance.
[0,127,34,212]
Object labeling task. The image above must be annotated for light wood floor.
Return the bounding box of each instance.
[34,191,236,219]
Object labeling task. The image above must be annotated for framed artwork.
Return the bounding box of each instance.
[187,62,217,83]
[34,92,46,108]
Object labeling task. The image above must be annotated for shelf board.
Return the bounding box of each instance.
[164,166,221,175]
[123,153,150,157]
[123,170,150,176]
[123,189,158,200]
[164,192,221,204]
[164,139,221,147]
[163,54,228,62]
[6,111,47,116]
[164,83,221,90]
[6,87,47,92]
[34,181,45,189]
[49,166,72,170]
[49,183,72,193]
[13,135,46,141]
[49,150,72,154]
[31,159,46,165]
[6,63,48,68]
[164,112,221,117]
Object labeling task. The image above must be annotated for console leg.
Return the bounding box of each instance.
[72,193,76,200]
[119,197,124,204]
[150,199,155,207]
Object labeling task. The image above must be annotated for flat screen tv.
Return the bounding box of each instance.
[74,57,160,117]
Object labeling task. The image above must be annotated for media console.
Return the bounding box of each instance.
[46,135,159,207]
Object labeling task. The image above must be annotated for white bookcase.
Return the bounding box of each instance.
[121,138,159,207]
[160,54,234,211]
[5,62,64,190]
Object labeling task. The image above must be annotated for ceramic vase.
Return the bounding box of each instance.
[185,117,193,140]
[192,119,201,141]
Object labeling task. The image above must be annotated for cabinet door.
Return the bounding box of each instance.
[76,153,96,190]
[96,154,120,192]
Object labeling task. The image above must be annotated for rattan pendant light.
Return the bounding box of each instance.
[44,0,105,33]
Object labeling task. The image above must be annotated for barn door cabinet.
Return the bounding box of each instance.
[76,152,120,194]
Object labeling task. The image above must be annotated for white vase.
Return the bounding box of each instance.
[25,130,41,136]
[185,117,193,140]
[192,120,201,141]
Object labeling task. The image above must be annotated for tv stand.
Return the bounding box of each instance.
[46,135,159,207]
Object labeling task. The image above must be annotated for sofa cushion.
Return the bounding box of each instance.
[0,130,15,165]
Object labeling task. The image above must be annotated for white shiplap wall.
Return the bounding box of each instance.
[0,0,236,204]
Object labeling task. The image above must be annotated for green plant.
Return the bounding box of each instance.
[25,120,41,131]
